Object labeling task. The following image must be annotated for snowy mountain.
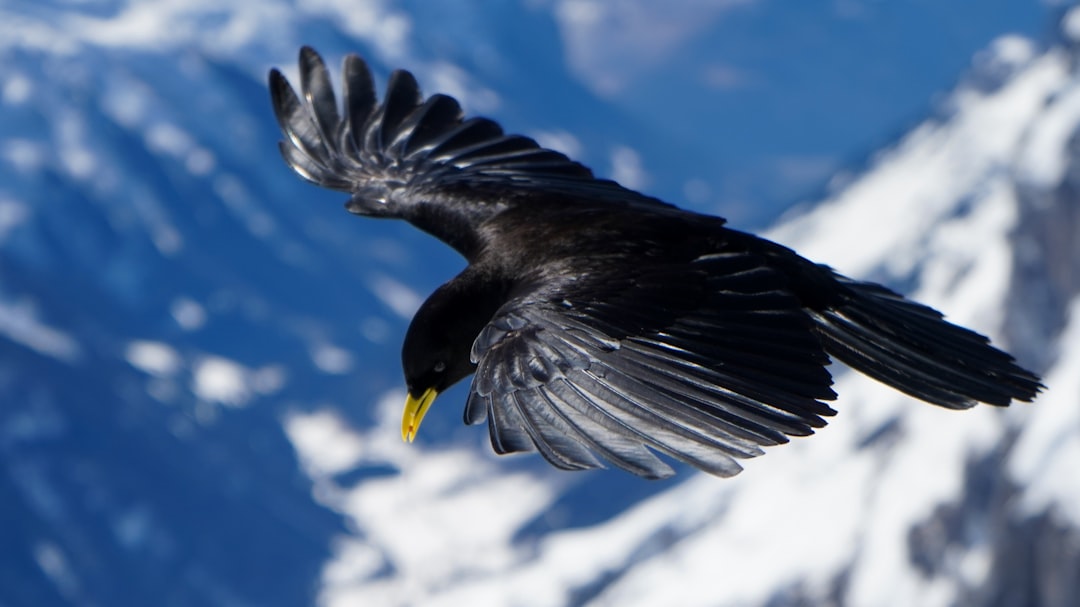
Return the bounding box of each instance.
[1,1,1076,606]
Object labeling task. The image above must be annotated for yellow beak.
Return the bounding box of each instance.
[402,387,439,443]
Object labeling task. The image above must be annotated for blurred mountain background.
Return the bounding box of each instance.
[0,1,1077,605]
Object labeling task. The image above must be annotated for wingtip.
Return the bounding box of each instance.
[378,69,423,150]
[267,67,291,103]
[269,45,642,220]
[299,45,328,81]
[299,45,319,62]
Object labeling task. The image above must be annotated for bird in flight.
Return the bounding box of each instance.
[269,47,1042,479]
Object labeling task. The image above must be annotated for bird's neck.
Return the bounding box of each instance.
[405,195,507,262]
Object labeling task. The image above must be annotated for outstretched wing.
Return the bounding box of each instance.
[268,47,670,219]
[466,250,839,479]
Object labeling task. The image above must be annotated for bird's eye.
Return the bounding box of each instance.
[434,361,447,373]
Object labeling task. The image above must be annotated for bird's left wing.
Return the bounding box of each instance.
[269,47,670,218]
[465,251,838,479]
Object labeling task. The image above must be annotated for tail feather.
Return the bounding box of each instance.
[812,277,1043,409]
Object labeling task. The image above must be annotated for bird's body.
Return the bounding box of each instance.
[270,48,1042,479]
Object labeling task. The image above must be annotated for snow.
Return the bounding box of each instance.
[298,0,412,62]
[978,35,1037,71]
[288,388,1004,606]
[0,0,401,68]
[285,409,366,476]
[214,173,277,239]
[190,355,284,408]
[55,114,97,182]
[0,10,79,54]
[0,298,81,362]
[552,0,754,96]
[0,198,28,244]
[1009,299,1080,527]
[769,45,1064,281]
[185,148,216,176]
[1,71,32,105]
[67,0,205,50]
[58,0,286,54]
[170,297,207,331]
[145,123,197,159]
[310,343,355,375]
[916,177,1018,326]
[1016,57,1080,188]
[424,61,501,114]
[585,434,872,605]
[1063,7,1080,43]
[531,129,585,160]
[610,145,648,190]
[323,472,557,606]
[132,193,183,256]
[125,340,182,377]
[192,356,251,406]
[1,139,47,173]
[112,506,153,551]
[33,541,79,601]
[283,391,562,607]
[360,316,391,344]
[250,365,287,395]
[369,273,424,319]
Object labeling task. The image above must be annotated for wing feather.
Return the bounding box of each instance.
[395,95,465,157]
[509,391,604,471]
[269,69,330,166]
[468,253,838,478]
[299,47,340,150]
[376,69,423,152]
[567,370,745,477]
[269,47,672,220]
[342,54,377,152]
[543,380,675,478]
[485,391,533,454]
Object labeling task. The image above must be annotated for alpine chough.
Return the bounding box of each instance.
[269,47,1043,479]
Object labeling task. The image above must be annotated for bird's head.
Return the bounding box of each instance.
[400,328,475,443]
[399,270,508,443]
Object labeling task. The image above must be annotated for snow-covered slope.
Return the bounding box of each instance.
[1,2,1076,607]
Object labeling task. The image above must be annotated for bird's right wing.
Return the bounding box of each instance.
[465,251,839,479]
[269,47,670,218]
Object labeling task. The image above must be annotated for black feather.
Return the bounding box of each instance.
[299,46,340,152]
[342,54,376,153]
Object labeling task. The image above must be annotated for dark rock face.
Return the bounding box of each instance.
[903,441,1080,607]
[1008,131,1080,370]
[981,511,1080,607]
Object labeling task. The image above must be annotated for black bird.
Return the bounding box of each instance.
[269,47,1042,479]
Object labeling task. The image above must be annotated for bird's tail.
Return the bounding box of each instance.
[809,276,1043,408]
